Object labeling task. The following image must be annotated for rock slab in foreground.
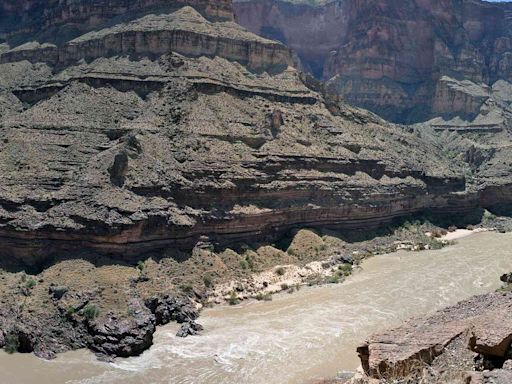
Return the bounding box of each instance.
[357,292,512,379]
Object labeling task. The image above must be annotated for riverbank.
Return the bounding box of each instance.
[0,220,502,361]
[2,231,512,384]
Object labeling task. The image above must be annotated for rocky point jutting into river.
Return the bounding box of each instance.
[0,0,512,371]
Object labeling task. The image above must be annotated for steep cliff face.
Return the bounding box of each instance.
[0,0,511,271]
[233,0,347,77]
[0,0,483,269]
[0,0,234,44]
[234,0,512,124]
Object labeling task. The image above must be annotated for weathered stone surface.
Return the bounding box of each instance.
[89,299,156,358]
[235,0,512,123]
[0,0,234,43]
[357,292,512,380]
[468,310,512,358]
[176,320,204,337]
[233,0,346,77]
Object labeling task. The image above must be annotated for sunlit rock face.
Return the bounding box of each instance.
[234,0,512,123]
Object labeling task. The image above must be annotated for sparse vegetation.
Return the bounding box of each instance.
[430,228,447,238]
[448,225,457,232]
[25,277,37,289]
[179,283,194,292]
[338,263,353,276]
[66,305,76,317]
[82,304,100,320]
[327,271,342,284]
[4,333,19,354]
[255,292,272,301]
[228,291,239,305]
[203,273,213,288]
[275,266,286,276]
[136,261,145,272]
[240,259,249,270]
[280,283,289,290]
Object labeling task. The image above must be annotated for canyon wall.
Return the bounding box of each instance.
[234,0,512,123]
[233,0,347,77]
[0,0,234,44]
[0,0,511,270]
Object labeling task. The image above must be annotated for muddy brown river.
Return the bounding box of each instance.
[1,232,512,384]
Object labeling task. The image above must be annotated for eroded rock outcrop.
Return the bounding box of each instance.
[356,288,512,382]
[234,0,512,124]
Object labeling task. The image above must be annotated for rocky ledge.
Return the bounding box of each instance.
[354,276,512,383]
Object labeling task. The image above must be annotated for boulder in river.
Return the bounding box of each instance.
[176,321,204,338]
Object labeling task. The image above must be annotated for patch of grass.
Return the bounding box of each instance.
[82,304,100,320]
[497,284,512,294]
[275,267,286,276]
[4,334,19,354]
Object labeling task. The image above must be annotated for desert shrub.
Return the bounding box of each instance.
[203,274,213,288]
[228,291,239,306]
[275,267,286,276]
[280,283,289,290]
[4,334,19,354]
[179,283,193,292]
[83,304,100,320]
[255,293,272,301]
[467,224,476,231]
[327,271,342,284]
[448,225,457,232]
[240,259,249,270]
[338,264,353,276]
[25,277,37,289]
[136,261,145,272]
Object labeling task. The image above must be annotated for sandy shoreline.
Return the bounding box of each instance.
[440,228,489,241]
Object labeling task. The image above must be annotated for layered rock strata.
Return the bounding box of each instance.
[234,0,512,124]
[0,1,511,270]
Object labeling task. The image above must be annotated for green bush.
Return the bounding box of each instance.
[179,283,193,292]
[255,293,272,301]
[25,277,37,289]
[136,261,145,272]
[203,274,213,288]
[4,334,19,354]
[66,305,76,317]
[228,291,239,306]
[82,304,100,320]
[338,263,353,277]
[240,259,249,270]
